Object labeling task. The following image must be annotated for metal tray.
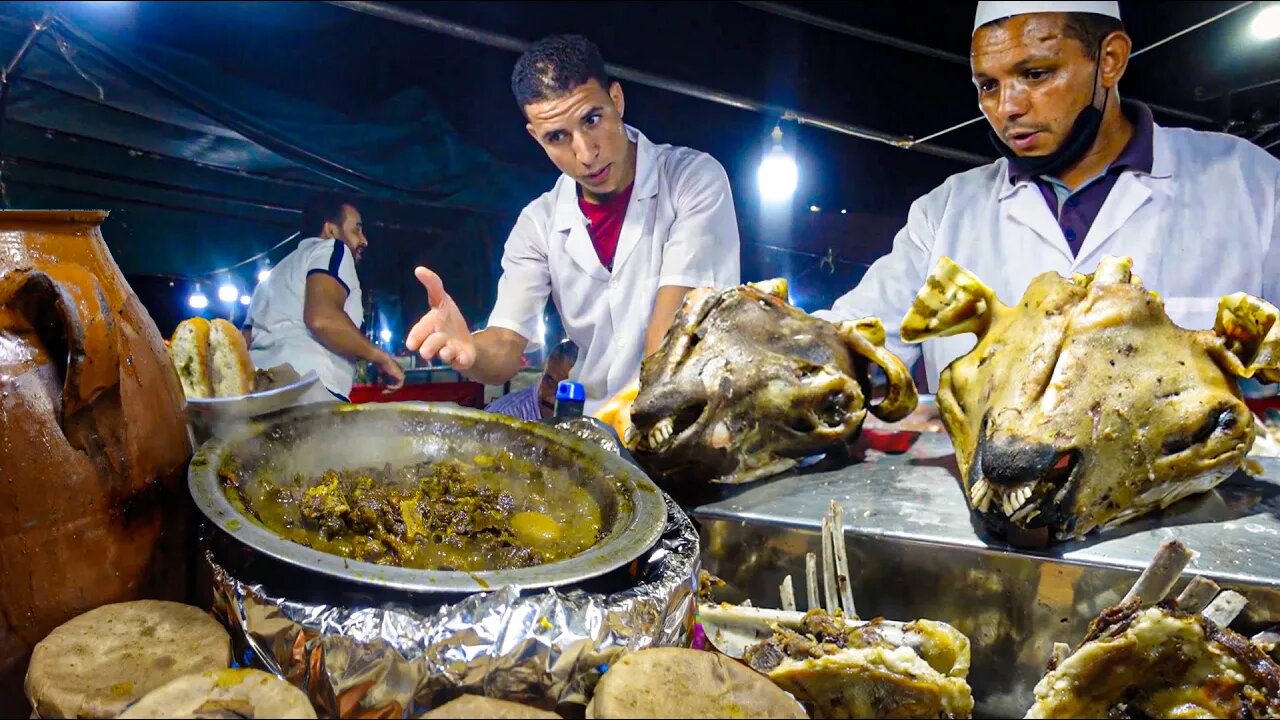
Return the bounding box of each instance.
[690,432,1280,718]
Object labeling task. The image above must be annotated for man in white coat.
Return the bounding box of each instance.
[817,1,1280,397]
[405,34,741,414]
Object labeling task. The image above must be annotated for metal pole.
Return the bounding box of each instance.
[739,1,969,65]
[740,1,1218,128]
[0,12,53,207]
[325,0,992,165]
[2,12,53,83]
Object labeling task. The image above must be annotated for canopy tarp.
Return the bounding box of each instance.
[0,4,553,329]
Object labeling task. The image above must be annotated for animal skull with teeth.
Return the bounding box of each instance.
[621,279,918,485]
[901,255,1280,546]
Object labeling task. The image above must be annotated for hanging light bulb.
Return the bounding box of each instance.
[239,295,251,306]
[217,282,239,304]
[257,268,271,283]
[188,287,209,310]
[757,124,798,203]
[1252,4,1280,41]
[379,328,393,343]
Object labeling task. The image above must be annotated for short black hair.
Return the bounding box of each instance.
[299,192,359,238]
[1063,12,1125,60]
[511,34,610,109]
[548,339,579,365]
[982,12,1125,61]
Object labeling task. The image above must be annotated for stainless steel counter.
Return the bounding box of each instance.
[690,432,1280,717]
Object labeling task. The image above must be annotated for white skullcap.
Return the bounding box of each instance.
[974,1,1121,34]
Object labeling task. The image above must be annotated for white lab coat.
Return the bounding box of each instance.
[487,125,741,414]
[816,124,1280,392]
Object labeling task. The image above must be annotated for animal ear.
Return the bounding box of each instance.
[837,317,918,422]
[1212,292,1280,383]
[748,278,789,302]
[900,256,999,343]
[1088,255,1135,285]
[1080,255,1163,301]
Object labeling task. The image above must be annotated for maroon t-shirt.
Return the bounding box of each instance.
[578,183,634,270]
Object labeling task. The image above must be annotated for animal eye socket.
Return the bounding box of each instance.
[1160,406,1237,455]
[793,364,822,380]
[787,415,818,433]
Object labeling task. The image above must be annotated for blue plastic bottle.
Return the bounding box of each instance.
[554,380,586,418]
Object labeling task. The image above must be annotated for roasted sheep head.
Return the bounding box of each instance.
[621,279,918,485]
[901,255,1280,545]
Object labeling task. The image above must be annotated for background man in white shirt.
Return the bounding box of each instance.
[245,193,405,401]
[817,1,1280,397]
[405,34,741,414]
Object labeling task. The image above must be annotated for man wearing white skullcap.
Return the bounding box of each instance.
[818,0,1280,403]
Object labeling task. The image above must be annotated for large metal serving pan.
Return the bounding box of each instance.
[189,402,667,594]
[691,432,1280,718]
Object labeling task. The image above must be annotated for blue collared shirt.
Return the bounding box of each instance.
[484,386,543,422]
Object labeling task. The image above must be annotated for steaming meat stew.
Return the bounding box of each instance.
[219,453,605,572]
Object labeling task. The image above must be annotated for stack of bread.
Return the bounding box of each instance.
[25,600,315,719]
[168,318,254,399]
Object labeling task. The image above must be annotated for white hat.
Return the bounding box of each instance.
[974,1,1121,34]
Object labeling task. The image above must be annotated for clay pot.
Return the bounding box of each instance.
[0,211,193,716]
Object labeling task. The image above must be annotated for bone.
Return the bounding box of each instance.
[1174,576,1221,613]
[1252,628,1280,650]
[780,575,796,613]
[821,514,838,614]
[1201,590,1248,628]
[831,501,856,618]
[805,553,819,611]
[1121,540,1196,606]
[1048,642,1072,670]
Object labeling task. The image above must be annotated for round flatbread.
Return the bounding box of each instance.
[585,647,807,719]
[117,668,316,719]
[419,694,560,718]
[25,600,231,718]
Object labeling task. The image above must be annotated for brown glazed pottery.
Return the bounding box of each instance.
[0,211,193,716]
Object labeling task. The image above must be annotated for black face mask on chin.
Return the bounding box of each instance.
[989,48,1108,178]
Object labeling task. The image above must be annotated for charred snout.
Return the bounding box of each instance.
[979,435,1059,488]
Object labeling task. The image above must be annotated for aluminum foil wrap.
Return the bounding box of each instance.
[209,493,698,718]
